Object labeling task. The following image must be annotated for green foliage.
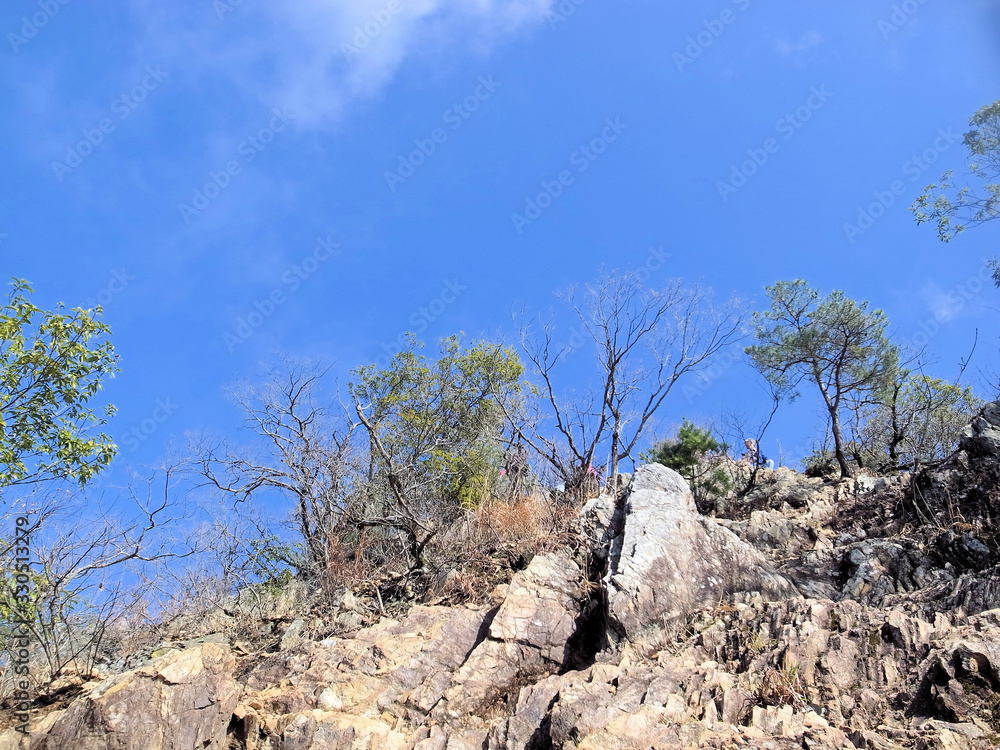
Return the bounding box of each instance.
[912,100,1000,242]
[746,280,900,477]
[642,419,732,504]
[0,568,45,648]
[0,279,119,489]
[350,334,525,509]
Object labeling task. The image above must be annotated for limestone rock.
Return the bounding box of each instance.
[16,454,1000,750]
[605,463,798,639]
[441,551,585,716]
[487,551,583,664]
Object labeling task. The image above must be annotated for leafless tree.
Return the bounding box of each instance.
[0,470,195,689]
[352,403,444,570]
[513,269,749,496]
[190,362,359,577]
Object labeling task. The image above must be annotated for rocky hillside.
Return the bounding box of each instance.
[6,406,1000,749]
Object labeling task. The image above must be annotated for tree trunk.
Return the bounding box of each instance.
[830,409,853,478]
[609,421,620,495]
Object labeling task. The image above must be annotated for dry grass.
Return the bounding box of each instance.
[474,493,559,546]
[323,532,381,592]
[413,491,580,606]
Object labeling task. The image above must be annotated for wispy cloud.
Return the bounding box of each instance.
[920,281,960,323]
[131,0,553,128]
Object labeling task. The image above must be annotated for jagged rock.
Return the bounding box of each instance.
[960,401,1000,461]
[15,452,1000,750]
[440,551,585,716]
[487,551,583,664]
[280,618,307,651]
[577,494,616,549]
[229,553,584,747]
[604,463,798,639]
[0,643,241,750]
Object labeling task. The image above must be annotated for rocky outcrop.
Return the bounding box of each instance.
[604,463,798,640]
[1,642,241,750]
[488,597,1000,749]
[9,440,1000,749]
[959,401,1000,462]
[439,550,585,718]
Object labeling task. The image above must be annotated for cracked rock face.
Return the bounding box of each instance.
[604,463,798,640]
[439,551,585,720]
[960,402,1000,461]
[3,642,241,750]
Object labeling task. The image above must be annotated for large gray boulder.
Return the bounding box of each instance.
[605,463,798,639]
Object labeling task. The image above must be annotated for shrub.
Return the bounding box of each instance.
[642,419,733,506]
[802,448,839,478]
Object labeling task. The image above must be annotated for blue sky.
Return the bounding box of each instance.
[2,0,999,479]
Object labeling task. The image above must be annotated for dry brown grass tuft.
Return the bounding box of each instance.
[323,533,374,592]
[475,493,555,546]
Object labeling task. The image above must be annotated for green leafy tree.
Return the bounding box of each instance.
[911,100,1000,243]
[641,419,732,506]
[0,279,119,491]
[746,280,900,479]
[351,335,524,567]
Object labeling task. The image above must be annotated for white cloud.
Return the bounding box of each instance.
[920,281,960,323]
[133,0,554,128]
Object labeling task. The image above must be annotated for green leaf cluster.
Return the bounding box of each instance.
[0,279,119,490]
[858,374,982,469]
[912,100,1000,242]
[641,419,732,503]
[746,280,899,401]
[746,280,900,477]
